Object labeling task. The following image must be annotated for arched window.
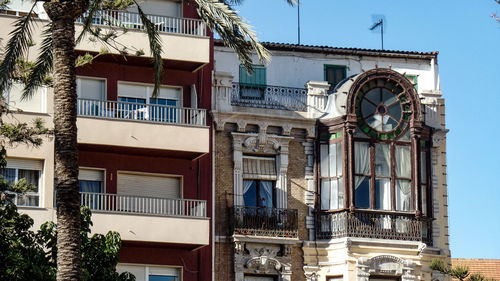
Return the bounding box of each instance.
[319,69,431,216]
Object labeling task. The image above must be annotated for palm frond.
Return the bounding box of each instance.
[76,0,104,45]
[22,23,53,100]
[194,0,271,72]
[134,0,163,97]
[0,2,36,93]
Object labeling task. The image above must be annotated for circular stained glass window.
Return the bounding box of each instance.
[355,78,412,140]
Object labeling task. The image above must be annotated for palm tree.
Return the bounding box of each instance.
[0,0,294,280]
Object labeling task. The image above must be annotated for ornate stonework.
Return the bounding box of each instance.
[356,255,417,281]
[234,242,293,281]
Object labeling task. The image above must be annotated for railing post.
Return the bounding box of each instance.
[306,80,330,118]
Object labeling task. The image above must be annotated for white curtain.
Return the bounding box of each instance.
[377,178,391,210]
[260,181,273,208]
[321,179,330,210]
[395,146,412,211]
[375,144,391,210]
[354,142,370,189]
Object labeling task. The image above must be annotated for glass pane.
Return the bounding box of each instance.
[361,97,376,117]
[382,88,398,105]
[336,142,343,176]
[420,151,427,184]
[354,142,370,175]
[354,176,370,209]
[421,184,427,216]
[321,179,331,210]
[388,103,402,121]
[243,180,257,207]
[259,181,274,208]
[79,180,103,193]
[396,179,412,211]
[320,144,329,177]
[149,276,176,281]
[18,169,39,190]
[0,168,16,185]
[395,146,411,178]
[375,178,391,210]
[329,143,337,177]
[375,144,390,176]
[338,177,344,209]
[330,179,338,209]
[364,88,380,105]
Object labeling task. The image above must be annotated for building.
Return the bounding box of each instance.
[212,41,449,281]
[0,1,213,281]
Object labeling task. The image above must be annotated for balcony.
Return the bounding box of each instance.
[75,10,210,67]
[230,206,298,239]
[80,192,209,246]
[316,210,433,245]
[231,83,307,111]
[76,99,209,156]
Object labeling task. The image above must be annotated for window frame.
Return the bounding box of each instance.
[78,167,106,194]
[319,131,344,211]
[0,160,42,207]
[324,64,347,91]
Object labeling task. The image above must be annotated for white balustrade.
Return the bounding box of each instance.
[77,98,206,126]
[80,192,207,218]
[76,10,207,37]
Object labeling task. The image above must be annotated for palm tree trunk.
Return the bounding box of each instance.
[43,1,88,280]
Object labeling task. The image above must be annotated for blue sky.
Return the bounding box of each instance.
[231,0,500,259]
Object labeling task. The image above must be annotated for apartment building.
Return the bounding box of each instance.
[0,1,213,281]
[212,41,449,281]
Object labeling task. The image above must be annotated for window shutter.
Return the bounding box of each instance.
[79,169,104,181]
[6,158,43,170]
[117,172,180,198]
[118,82,147,99]
[77,78,105,100]
[243,156,276,180]
[239,65,266,87]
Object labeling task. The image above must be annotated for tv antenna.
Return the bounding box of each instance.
[370,15,386,50]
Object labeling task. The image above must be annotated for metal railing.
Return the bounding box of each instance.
[316,210,432,245]
[230,206,298,238]
[77,98,206,126]
[80,192,207,218]
[76,9,207,37]
[231,83,307,111]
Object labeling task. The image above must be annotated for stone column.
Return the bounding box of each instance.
[345,114,357,212]
[303,139,316,239]
[276,141,290,208]
[213,72,234,112]
[233,135,244,206]
[410,120,423,216]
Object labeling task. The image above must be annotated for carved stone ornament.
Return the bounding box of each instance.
[234,242,292,281]
[432,129,449,148]
[357,255,417,281]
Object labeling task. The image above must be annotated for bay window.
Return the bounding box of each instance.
[320,133,344,210]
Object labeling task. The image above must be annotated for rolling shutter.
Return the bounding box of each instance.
[243,156,276,180]
[6,158,43,170]
[79,169,104,181]
[117,172,180,198]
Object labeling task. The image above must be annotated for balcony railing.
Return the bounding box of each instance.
[76,10,207,37]
[80,192,207,218]
[230,206,298,238]
[316,210,432,245]
[231,83,307,111]
[77,98,206,126]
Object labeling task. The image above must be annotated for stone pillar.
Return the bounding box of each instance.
[306,81,330,118]
[303,139,316,239]
[345,114,357,212]
[410,120,423,216]
[276,141,289,208]
[213,72,234,112]
[233,135,244,206]
[356,258,371,281]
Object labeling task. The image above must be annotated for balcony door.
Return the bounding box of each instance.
[76,77,106,116]
[242,156,276,208]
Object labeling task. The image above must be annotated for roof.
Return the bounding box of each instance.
[214,39,439,60]
[451,259,500,281]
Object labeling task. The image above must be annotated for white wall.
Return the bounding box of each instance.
[214,46,440,94]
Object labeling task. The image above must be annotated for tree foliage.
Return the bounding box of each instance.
[430,259,497,281]
[0,202,134,281]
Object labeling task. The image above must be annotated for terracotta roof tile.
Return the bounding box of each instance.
[451,259,500,281]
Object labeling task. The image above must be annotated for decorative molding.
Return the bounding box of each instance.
[303,265,320,281]
[356,255,417,281]
[432,129,449,148]
[234,242,293,281]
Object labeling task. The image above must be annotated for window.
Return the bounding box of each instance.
[239,64,266,99]
[116,264,180,281]
[76,77,105,100]
[405,74,418,92]
[117,172,180,199]
[79,168,104,210]
[242,156,276,208]
[0,158,42,207]
[324,65,346,91]
[320,132,344,210]
[5,82,46,113]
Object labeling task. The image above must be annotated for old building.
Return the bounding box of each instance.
[212,41,449,281]
[1,1,213,281]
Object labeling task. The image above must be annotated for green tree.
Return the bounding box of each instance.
[430,259,497,281]
[0,0,295,280]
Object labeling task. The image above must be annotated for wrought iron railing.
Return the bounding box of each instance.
[231,83,307,111]
[76,10,207,36]
[316,210,433,245]
[80,192,207,218]
[230,206,298,238]
[77,98,206,126]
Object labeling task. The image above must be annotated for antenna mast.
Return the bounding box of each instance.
[370,18,385,50]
